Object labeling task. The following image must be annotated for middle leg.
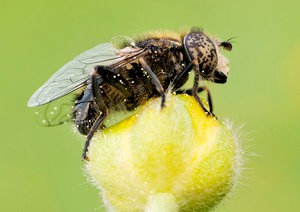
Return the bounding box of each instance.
[176,86,213,114]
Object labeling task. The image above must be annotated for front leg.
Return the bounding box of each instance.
[176,86,213,114]
[173,61,194,90]
[173,60,214,116]
[191,72,214,116]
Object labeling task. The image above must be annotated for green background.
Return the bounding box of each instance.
[1,0,300,211]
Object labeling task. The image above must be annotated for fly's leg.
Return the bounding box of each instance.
[82,113,106,160]
[82,65,137,160]
[173,61,194,90]
[173,60,214,116]
[176,86,214,114]
[191,72,214,116]
[82,68,108,161]
[139,58,166,108]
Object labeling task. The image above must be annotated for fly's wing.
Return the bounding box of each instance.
[27,43,122,107]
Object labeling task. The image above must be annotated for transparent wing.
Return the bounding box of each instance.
[27,43,123,107]
[33,94,74,126]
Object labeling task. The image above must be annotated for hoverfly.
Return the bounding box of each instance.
[28,27,232,160]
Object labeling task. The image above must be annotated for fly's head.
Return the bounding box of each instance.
[183,30,232,84]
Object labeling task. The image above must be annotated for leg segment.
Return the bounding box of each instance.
[173,61,194,90]
[191,72,214,116]
[139,58,166,108]
[173,60,214,115]
[82,113,106,160]
[176,86,214,114]
[82,69,108,160]
[82,65,138,160]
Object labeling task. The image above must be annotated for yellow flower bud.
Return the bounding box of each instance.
[85,94,242,211]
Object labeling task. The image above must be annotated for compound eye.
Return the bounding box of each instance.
[184,32,218,76]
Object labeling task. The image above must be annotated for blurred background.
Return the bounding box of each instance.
[1,0,299,211]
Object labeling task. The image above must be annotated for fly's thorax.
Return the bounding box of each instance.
[133,38,188,89]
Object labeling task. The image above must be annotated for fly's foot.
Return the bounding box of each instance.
[82,151,90,161]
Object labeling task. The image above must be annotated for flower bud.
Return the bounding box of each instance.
[85,94,242,211]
